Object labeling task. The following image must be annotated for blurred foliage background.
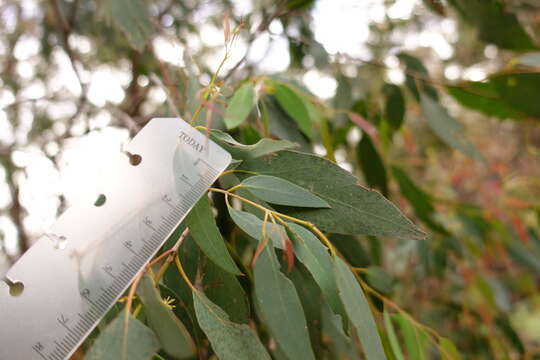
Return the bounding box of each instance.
[1,0,540,358]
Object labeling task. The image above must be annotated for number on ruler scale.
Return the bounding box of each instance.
[58,314,69,326]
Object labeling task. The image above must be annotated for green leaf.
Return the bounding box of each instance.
[85,314,159,360]
[159,284,205,347]
[210,129,297,160]
[161,233,205,345]
[137,274,196,359]
[202,260,250,324]
[330,234,371,268]
[288,264,325,355]
[357,134,388,196]
[506,240,540,274]
[254,241,316,360]
[420,93,483,160]
[321,302,360,359]
[241,175,330,208]
[366,266,395,295]
[448,0,536,51]
[439,338,462,360]
[384,311,405,360]
[264,96,312,152]
[185,196,241,275]
[495,316,525,355]
[391,166,448,235]
[334,257,387,360]
[103,0,152,51]
[394,313,429,360]
[228,206,284,247]
[224,82,256,129]
[334,75,354,122]
[489,73,540,119]
[397,53,438,101]
[162,232,200,313]
[383,84,405,131]
[239,151,426,240]
[273,82,313,137]
[446,82,522,120]
[286,222,343,316]
[229,205,341,315]
[193,289,271,360]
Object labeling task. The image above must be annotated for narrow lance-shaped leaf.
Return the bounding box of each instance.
[394,313,429,360]
[384,311,405,360]
[229,205,342,317]
[446,82,521,120]
[228,206,283,247]
[439,338,462,360]
[448,0,536,51]
[366,266,395,295]
[193,289,271,360]
[397,53,438,101]
[420,93,484,161]
[254,241,316,360]
[334,257,387,360]
[85,314,160,360]
[321,302,360,359]
[202,260,250,324]
[391,166,448,235]
[357,134,388,196]
[239,151,426,240]
[241,175,330,208]
[265,96,312,152]
[383,83,405,131]
[272,82,313,138]
[210,129,297,160]
[489,73,540,119]
[224,82,256,129]
[286,222,344,316]
[137,274,196,359]
[495,316,526,355]
[287,265,325,355]
[185,196,241,275]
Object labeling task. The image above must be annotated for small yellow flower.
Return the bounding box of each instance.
[162,296,176,310]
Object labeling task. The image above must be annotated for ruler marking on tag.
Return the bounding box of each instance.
[67,328,80,343]
[32,348,47,360]
[100,286,114,299]
[52,346,62,358]
[160,215,175,228]
[55,340,70,356]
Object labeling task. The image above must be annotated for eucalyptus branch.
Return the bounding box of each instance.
[353,268,444,344]
[190,22,244,125]
[131,228,191,317]
[208,187,337,255]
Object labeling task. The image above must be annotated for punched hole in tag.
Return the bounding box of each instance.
[94,194,106,207]
[127,152,142,166]
[46,233,68,250]
[3,278,24,297]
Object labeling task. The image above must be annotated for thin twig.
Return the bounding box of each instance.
[208,187,337,255]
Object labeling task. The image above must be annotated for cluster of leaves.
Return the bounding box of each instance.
[84,69,537,360]
[80,0,540,359]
